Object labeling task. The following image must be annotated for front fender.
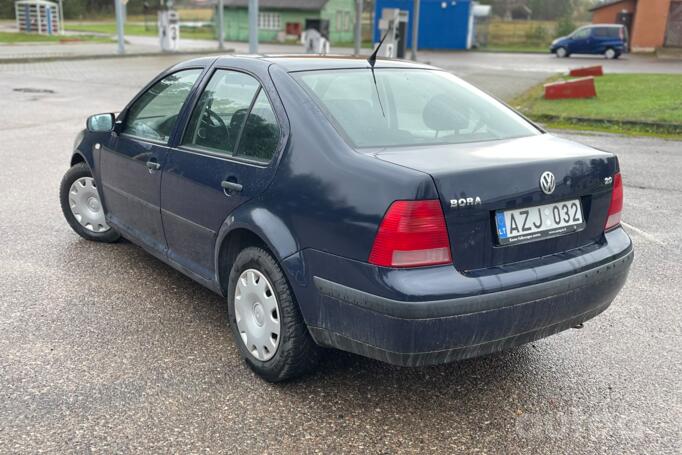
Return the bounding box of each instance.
[71,129,93,168]
[70,129,119,217]
[70,129,111,181]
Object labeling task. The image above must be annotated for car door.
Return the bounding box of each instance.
[161,68,283,280]
[596,26,622,53]
[100,68,202,254]
[569,27,592,54]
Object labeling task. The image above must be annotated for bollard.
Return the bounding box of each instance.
[544,77,597,100]
[569,66,604,77]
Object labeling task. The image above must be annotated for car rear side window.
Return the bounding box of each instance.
[122,69,201,143]
[594,27,619,38]
[294,68,539,148]
[182,69,280,163]
[234,90,280,162]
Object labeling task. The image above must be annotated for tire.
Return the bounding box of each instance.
[59,162,120,243]
[604,48,617,59]
[555,47,568,58]
[227,246,319,382]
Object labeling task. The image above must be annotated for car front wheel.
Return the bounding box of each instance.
[59,162,120,243]
[227,246,319,382]
[555,47,568,58]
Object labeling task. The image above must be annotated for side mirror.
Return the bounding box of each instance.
[86,113,115,132]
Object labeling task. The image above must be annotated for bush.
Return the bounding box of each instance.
[556,16,576,38]
[525,25,548,44]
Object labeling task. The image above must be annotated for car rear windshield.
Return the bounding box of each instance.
[293,68,540,148]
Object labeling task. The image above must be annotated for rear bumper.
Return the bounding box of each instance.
[295,228,633,366]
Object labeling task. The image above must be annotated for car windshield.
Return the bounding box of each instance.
[294,68,540,148]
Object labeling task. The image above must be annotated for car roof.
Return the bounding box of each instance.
[186,54,438,72]
[262,55,437,72]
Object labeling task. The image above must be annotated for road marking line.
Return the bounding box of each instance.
[622,221,665,246]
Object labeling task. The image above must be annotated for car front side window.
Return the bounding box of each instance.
[122,69,202,143]
[573,28,591,40]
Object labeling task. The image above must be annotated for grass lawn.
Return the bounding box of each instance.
[65,22,216,40]
[0,31,112,44]
[511,73,682,137]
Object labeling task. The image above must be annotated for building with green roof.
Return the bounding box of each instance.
[215,0,357,43]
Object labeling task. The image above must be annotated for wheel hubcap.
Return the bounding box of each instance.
[68,177,110,233]
[234,269,281,361]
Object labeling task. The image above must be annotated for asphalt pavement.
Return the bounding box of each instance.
[0,55,680,453]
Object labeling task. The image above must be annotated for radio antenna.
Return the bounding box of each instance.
[368,26,391,68]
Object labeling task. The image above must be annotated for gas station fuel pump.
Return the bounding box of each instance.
[158,0,180,52]
[377,8,408,59]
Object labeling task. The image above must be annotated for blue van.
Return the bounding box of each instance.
[550,24,628,59]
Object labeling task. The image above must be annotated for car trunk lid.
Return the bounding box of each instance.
[372,134,618,273]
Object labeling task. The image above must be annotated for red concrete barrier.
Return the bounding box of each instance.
[544,77,597,100]
[569,66,604,77]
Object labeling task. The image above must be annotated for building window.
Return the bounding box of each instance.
[258,12,281,30]
[344,11,351,32]
[335,10,342,31]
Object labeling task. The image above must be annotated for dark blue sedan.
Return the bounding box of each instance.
[60,55,633,381]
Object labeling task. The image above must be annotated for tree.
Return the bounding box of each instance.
[556,15,577,37]
[0,0,15,19]
[476,0,598,21]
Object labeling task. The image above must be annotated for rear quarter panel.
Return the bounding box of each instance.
[258,65,440,263]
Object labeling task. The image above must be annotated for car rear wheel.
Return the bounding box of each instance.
[59,162,120,243]
[604,48,617,59]
[227,246,319,382]
[555,47,568,58]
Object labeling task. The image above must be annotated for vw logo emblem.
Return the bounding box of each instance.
[540,171,556,195]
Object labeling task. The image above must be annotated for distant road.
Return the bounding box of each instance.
[1,31,680,99]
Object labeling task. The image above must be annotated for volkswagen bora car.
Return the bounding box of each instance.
[550,24,628,59]
[60,55,633,381]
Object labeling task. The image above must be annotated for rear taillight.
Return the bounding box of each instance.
[605,172,623,230]
[368,200,452,268]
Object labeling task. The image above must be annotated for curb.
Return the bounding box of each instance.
[655,48,682,61]
[474,48,548,55]
[0,48,234,64]
[529,114,682,135]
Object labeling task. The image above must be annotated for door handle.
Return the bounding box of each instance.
[221,180,243,194]
[146,160,161,172]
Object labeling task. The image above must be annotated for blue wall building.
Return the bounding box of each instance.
[374,0,473,50]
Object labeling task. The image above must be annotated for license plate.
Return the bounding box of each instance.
[495,199,585,245]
